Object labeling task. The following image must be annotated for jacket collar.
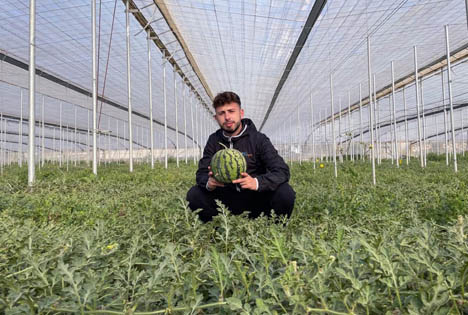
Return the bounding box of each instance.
[219,118,256,148]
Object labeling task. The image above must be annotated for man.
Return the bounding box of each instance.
[186,91,295,223]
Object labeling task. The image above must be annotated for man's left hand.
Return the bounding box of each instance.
[232,173,257,190]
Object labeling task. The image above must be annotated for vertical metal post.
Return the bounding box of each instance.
[73,106,78,166]
[445,25,457,172]
[87,109,90,166]
[435,114,440,155]
[195,100,199,160]
[420,79,427,166]
[190,93,195,164]
[347,90,352,162]
[462,108,465,157]
[414,46,424,167]
[135,125,138,163]
[174,69,179,167]
[91,0,98,175]
[107,117,111,164]
[0,113,3,175]
[163,59,168,168]
[289,115,292,163]
[126,0,133,172]
[53,127,56,163]
[403,86,409,165]
[388,97,393,164]
[116,119,120,163]
[359,83,363,160]
[19,89,23,167]
[367,37,376,185]
[330,74,337,178]
[297,107,301,164]
[183,85,187,164]
[40,96,44,167]
[66,124,69,171]
[147,29,154,169]
[338,98,342,162]
[28,0,36,186]
[391,61,399,167]
[373,75,381,164]
[310,93,316,169]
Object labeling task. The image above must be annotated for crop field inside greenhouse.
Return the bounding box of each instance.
[2,0,468,314]
[1,159,468,314]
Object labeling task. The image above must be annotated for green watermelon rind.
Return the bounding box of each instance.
[210,148,247,184]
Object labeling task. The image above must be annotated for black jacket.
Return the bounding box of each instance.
[196,118,290,192]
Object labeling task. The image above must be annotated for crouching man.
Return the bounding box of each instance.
[186,91,295,223]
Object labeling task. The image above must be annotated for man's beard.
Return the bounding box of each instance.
[221,120,242,135]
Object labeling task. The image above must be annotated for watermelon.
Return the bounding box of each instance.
[210,143,247,184]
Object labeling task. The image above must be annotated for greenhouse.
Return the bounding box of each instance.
[1,0,468,314]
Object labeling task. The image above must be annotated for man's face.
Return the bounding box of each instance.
[213,102,244,134]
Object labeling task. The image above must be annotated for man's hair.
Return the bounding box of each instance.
[212,91,241,109]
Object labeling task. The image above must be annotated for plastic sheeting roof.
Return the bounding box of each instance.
[1,0,468,155]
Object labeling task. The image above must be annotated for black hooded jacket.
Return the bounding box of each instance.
[196,118,290,192]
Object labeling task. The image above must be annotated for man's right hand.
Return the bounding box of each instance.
[207,166,225,191]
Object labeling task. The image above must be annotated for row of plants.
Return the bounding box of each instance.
[1,158,467,314]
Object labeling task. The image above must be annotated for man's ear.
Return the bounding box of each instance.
[240,108,244,118]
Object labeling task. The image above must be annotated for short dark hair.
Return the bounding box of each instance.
[212,91,241,109]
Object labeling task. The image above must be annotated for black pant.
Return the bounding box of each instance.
[186,182,296,222]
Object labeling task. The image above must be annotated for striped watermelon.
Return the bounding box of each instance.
[210,143,247,184]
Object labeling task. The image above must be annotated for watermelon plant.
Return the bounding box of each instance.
[0,157,467,314]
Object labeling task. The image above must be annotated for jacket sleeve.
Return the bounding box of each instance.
[196,134,217,189]
[255,134,290,192]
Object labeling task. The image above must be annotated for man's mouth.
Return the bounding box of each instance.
[225,122,233,127]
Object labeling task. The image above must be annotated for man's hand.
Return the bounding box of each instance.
[207,166,225,191]
[232,173,257,190]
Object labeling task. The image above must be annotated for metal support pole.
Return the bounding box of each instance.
[163,61,168,168]
[183,85,188,164]
[445,25,457,172]
[420,79,427,166]
[190,94,195,165]
[414,46,424,167]
[359,83,363,160]
[53,127,56,163]
[91,0,98,175]
[40,96,44,167]
[163,59,168,168]
[116,119,120,163]
[338,98,342,162]
[330,74,337,178]
[19,89,23,167]
[373,75,381,164]
[147,29,155,169]
[367,37,376,185]
[86,109,90,166]
[347,91,352,162]
[126,0,134,172]
[174,69,179,167]
[28,0,36,186]
[297,107,301,164]
[391,61,399,167]
[107,117,111,164]
[403,87,409,165]
[0,113,3,175]
[74,106,77,166]
[289,115,293,163]
[195,101,199,161]
[310,93,316,169]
